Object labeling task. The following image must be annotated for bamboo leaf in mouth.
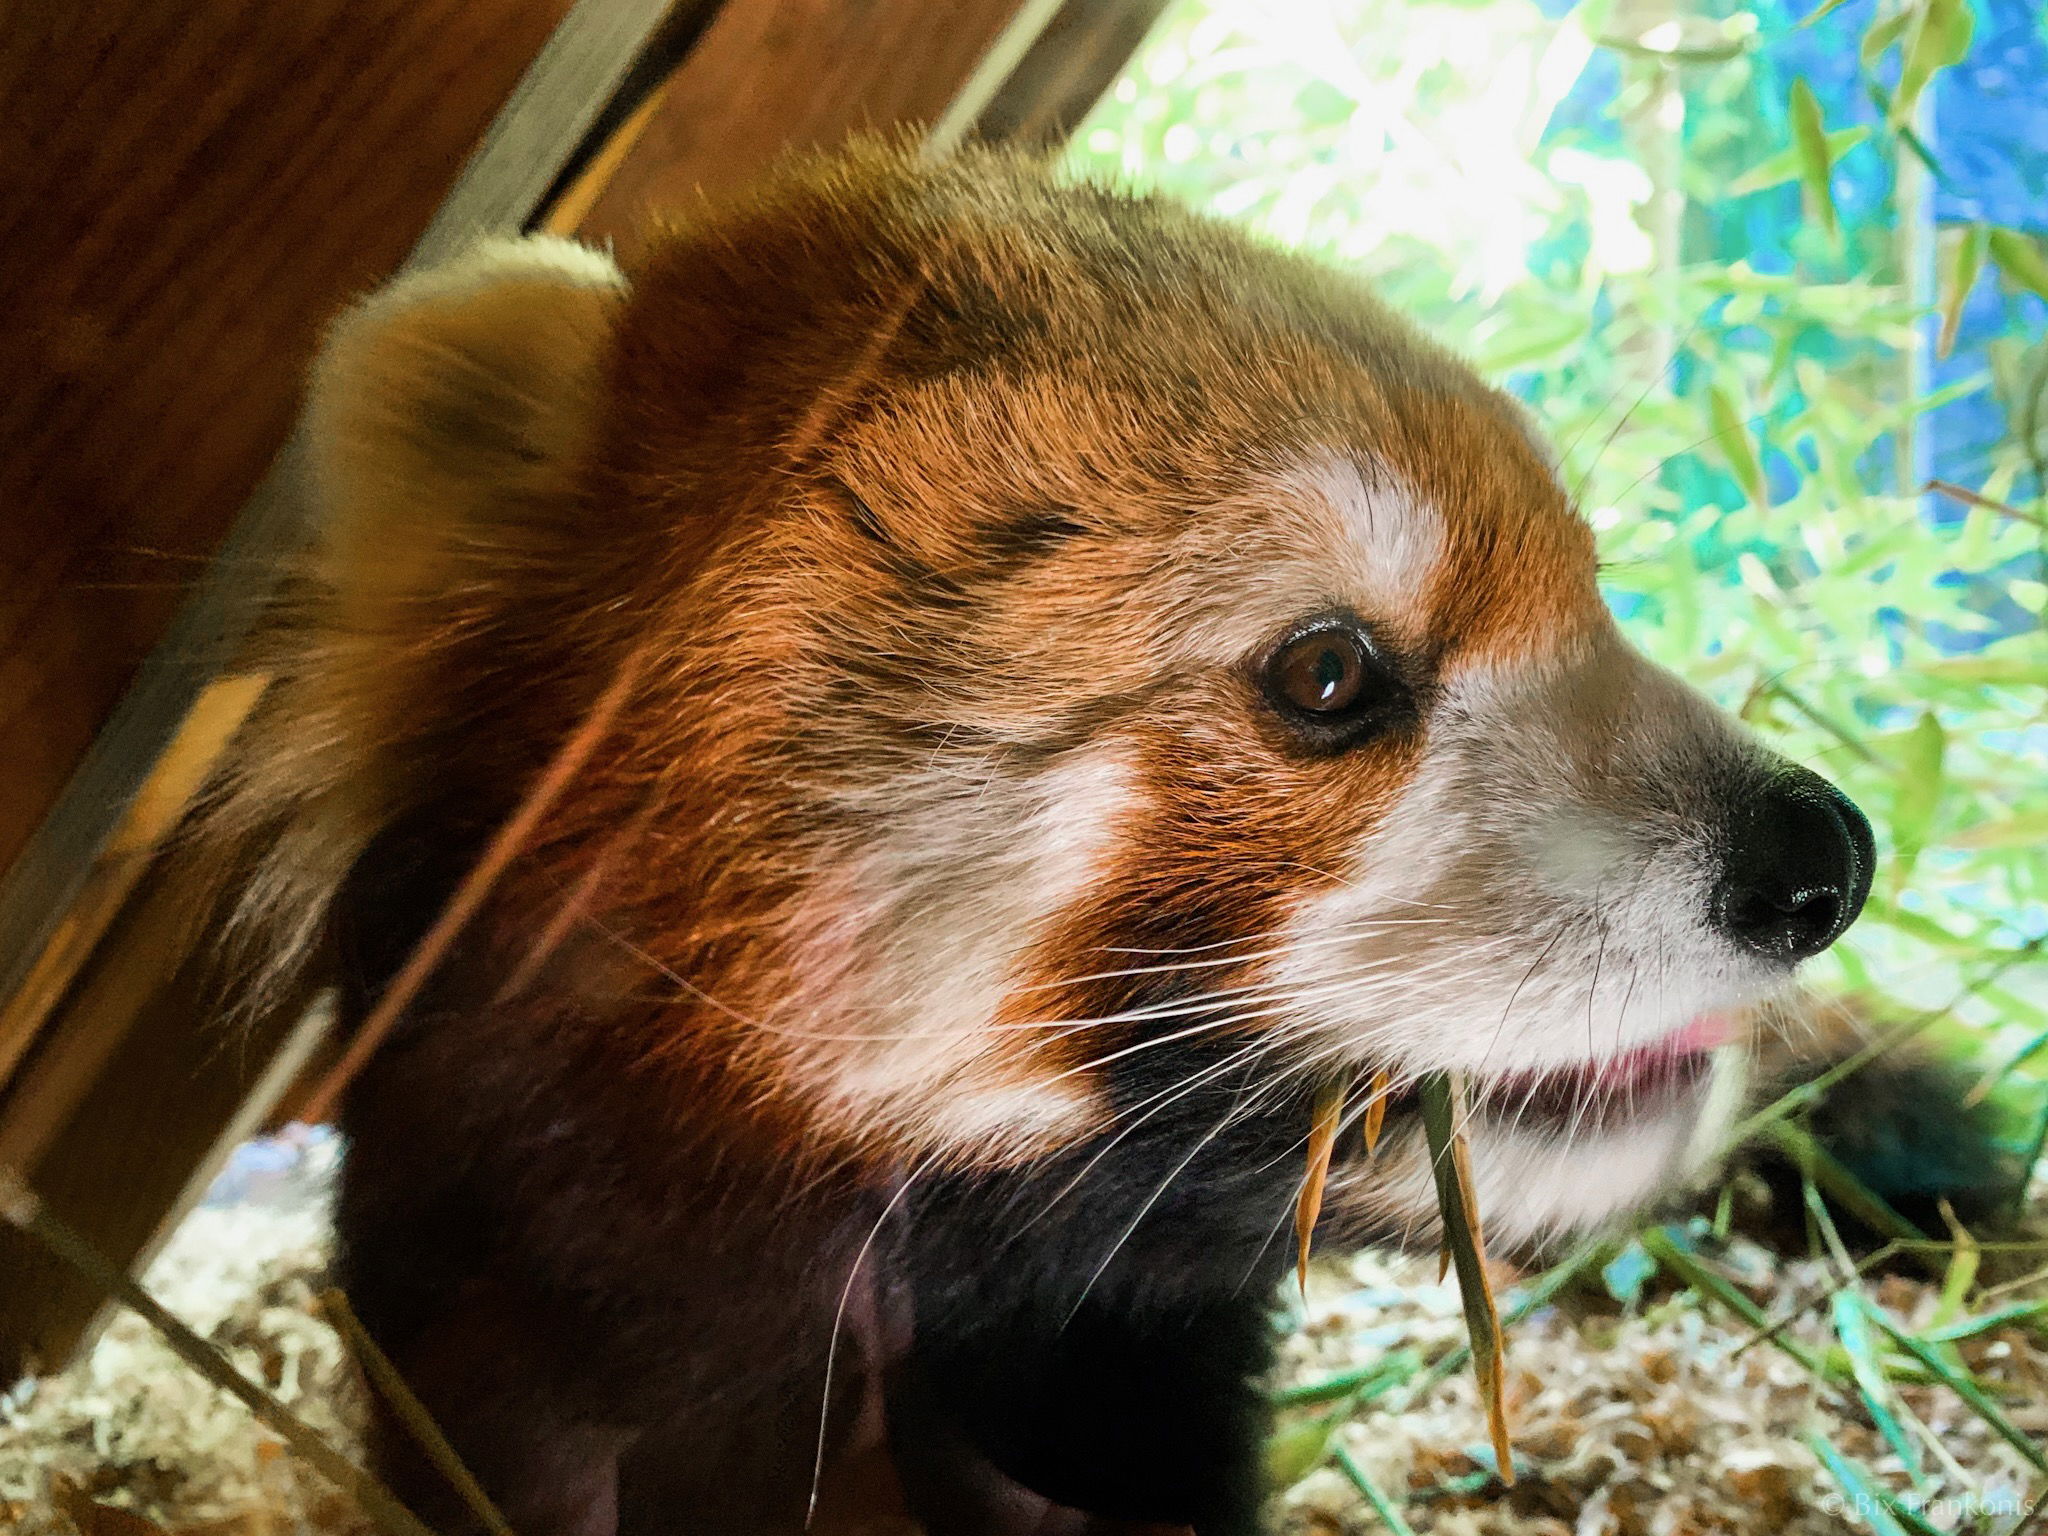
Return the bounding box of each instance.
[1295,1072,1351,1297]
[1418,1070,1515,1486]
[1362,1067,1391,1154]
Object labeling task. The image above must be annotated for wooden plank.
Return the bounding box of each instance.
[0,673,267,1093]
[0,0,684,1378]
[968,0,1173,149]
[572,0,1066,247]
[0,0,575,914]
[0,862,332,1376]
[0,0,687,1039]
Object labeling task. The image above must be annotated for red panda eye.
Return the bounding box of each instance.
[1271,628,1370,714]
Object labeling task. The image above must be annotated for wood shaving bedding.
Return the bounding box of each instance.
[2,1138,2042,1536]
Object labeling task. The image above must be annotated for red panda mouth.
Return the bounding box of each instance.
[1469,1013,1733,1135]
[1475,1039,1717,1136]
[1352,1015,1730,1143]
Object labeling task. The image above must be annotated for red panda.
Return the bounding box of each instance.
[187,145,1873,1536]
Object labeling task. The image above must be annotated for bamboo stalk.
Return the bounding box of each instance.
[321,1287,514,1536]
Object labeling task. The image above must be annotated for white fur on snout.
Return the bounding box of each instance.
[1333,1053,1743,1247]
[785,745,1137,1161]
[1271,627,1777,1235]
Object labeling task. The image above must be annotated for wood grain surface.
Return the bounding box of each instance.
[0,0,575,886]
[573,0,1061,246]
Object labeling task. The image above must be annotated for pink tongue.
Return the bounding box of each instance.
[1582,1013,1734,1091]
[1663,1012,1739,1053]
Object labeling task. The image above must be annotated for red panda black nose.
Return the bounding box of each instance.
[1711,766,1875,965]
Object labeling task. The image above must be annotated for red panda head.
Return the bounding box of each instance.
[209,145,1871,1249]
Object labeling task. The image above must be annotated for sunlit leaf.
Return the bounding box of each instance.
[1920,655,2048,686]
[1475,308,1592,373]
[1859,4,1912,63]
[1938,225,1989,358]
[1728,127,1869,195]
[1988,228,2048,302]
[1789,80,1838,236]
[1709,384,1768,508]
[1944,809,2048,850]
[1895,0,1974,126]
[1889,710,1947,882]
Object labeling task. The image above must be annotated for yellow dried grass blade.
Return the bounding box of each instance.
[1418,1071,1515,1486]
[1362,1068,1391,1154]
[1295,1074,1350,1297]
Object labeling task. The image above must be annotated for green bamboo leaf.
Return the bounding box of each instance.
[1476,309,1592,373]
[1860,5,1913,61]
[1413,1241,1605,1395]
[1709,384,1767,508]
[1334,1446,1420,1536]
[1920,654,2048,685]
[1638,1226,1828,1374]
[1895,0,1974,127]
[1804,1434,1936,1536]
[1729,127,1869,195]
[1934,1217,1979,1326]
[1789,79,1838,236]
[1944,808,2048,850]
[1921,1300,2048,1344]
[2013,1100,2048,1221]
[1265,1405,1347,1488]
[1271,1348,1423,1408]
[1831,1291,1923,1478]
[1974,1027,2048,1098]
[1868,1307,2048,1474]
[1988,228,2048,302]
[1867,904,1974,952]
[1418,1071,1513,1482]
[1765,1121,1931,1247]
[1938,225,1989,358]
[1797,0,1861,26]
[1888,709,1945,881]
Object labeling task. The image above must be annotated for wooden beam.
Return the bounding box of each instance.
[0,0,686,1379]
[0,860,334,1375]
[0,0,692,1028]
[572,0,1066,247]
[969,0,1173,149]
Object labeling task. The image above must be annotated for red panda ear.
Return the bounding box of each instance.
[174,239,629,995]
[303,235,628,621]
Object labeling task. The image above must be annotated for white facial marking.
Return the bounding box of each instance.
[787,745,1138,1161]
[1171,456,1445,665]
[1309,456,1445,621]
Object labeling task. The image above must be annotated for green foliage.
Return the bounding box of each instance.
[1069,0,2047,1077]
